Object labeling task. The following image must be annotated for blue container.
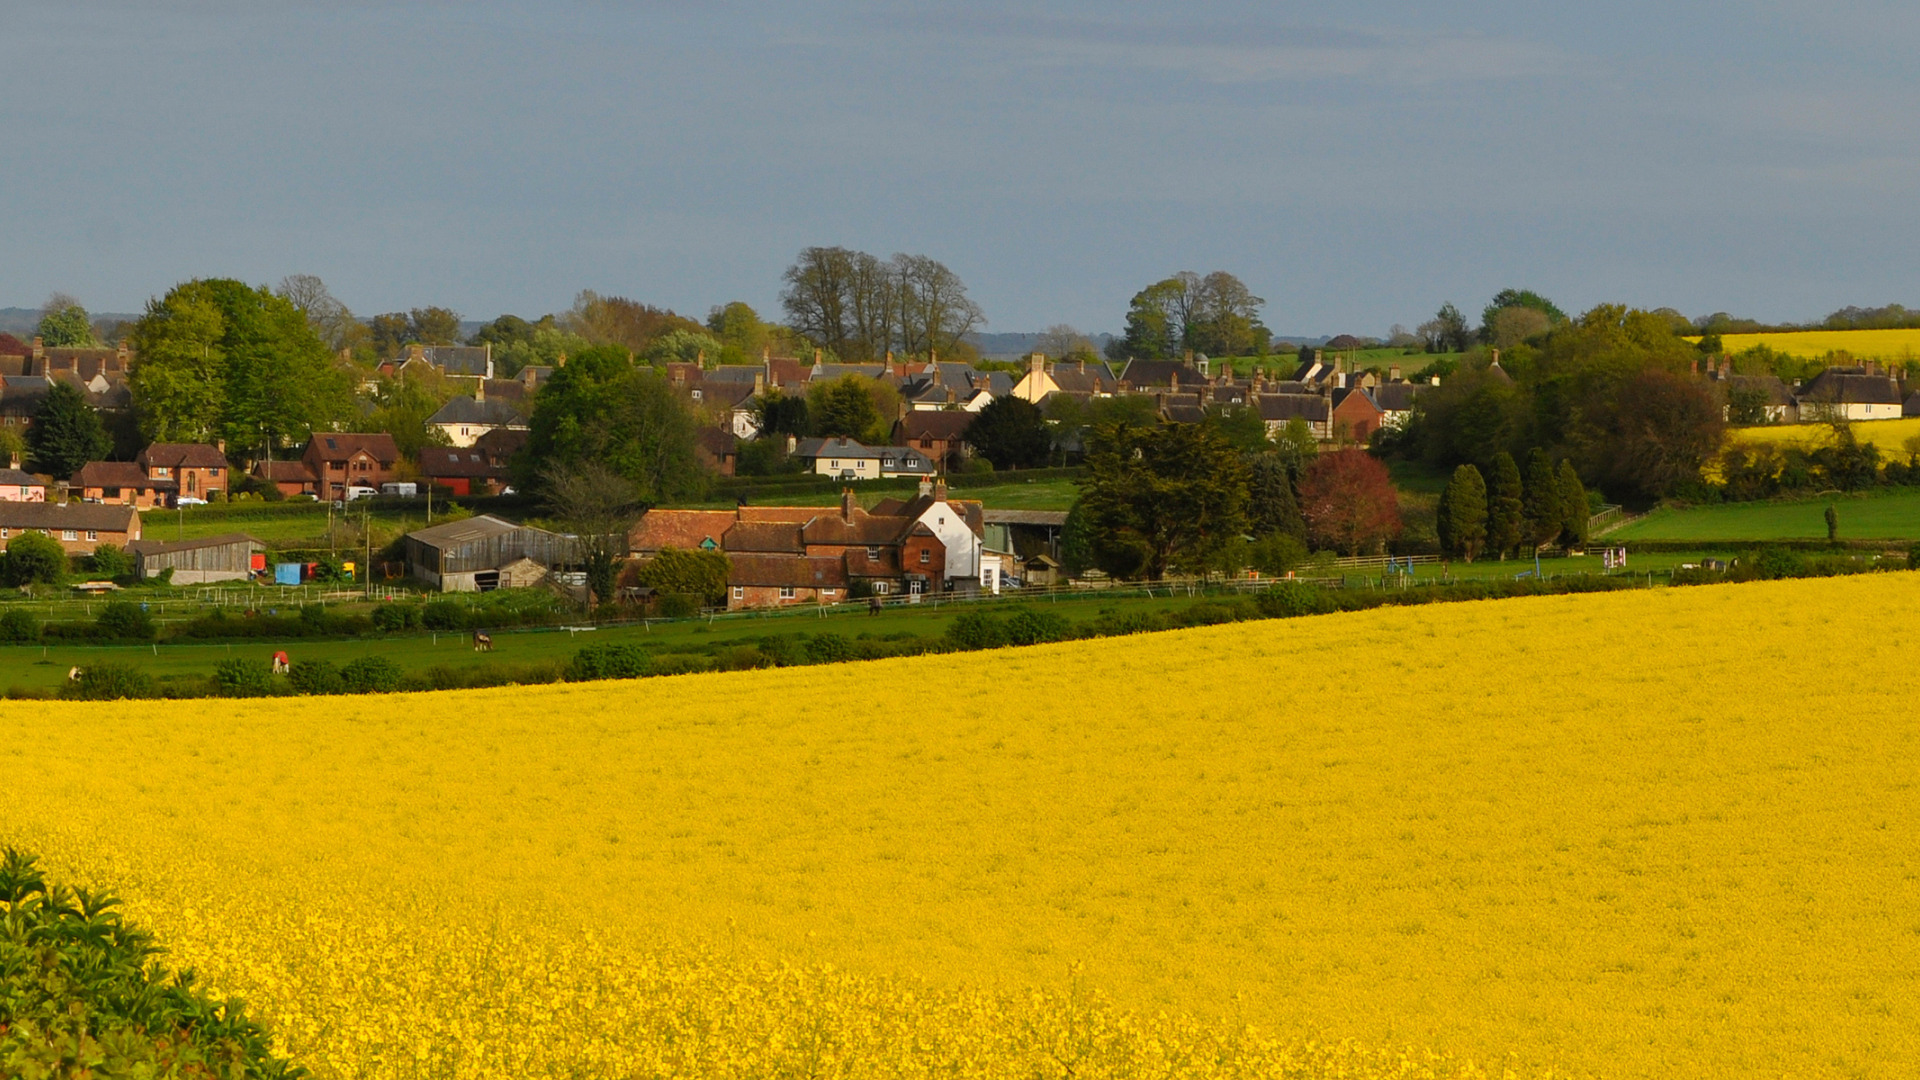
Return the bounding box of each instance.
[274,563,302,586]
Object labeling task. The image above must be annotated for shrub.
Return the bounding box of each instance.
[755,635,802,666]
[0,850,305,1079]
[1256,584,1339,618]
[651,654,712,676]
[0,607,37,643]
[1003,609,1072,646]
[339,655,402,693]
[421,601,467,631]
[95,601,156,642]
[288,660,346,695]
[60,663,156,700]
[1754,546,1808,580]
[946,611,1007,650]
[636,548,731,607]
[0,530,67,587]
[804,633,854,663]
[567,644,652,682]
[214,658,275,697]
[713,645,771,671]
[372,603,422,631]
[657,593,700,619]
[87,542,136,581]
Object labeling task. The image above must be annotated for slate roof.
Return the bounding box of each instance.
[1371,383,1425,412]
[126,533,261,557]
[895,411,976,442]
[1254,393,1331,422]
[1797,368,1903,405]
[419,447,505,479]
[416,346,493,376]
[428,396,527,426]
[0,468,45,488]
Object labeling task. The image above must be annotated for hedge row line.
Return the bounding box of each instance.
[43,550,1907,701]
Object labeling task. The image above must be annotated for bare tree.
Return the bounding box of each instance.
[1036,323,1095,359]
[781,247,984,362]
[276,274,358,353]
[541,460,644,604]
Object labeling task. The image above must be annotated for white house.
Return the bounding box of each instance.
[792,437,937,480]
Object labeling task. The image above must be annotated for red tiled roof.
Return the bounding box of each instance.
[138,443,227,469]
[255,460,317,483]
[628,509,736,553]
[72,461,163,489]
[723,520,805,554]
[305,433,401,465]
[726,554,848,589]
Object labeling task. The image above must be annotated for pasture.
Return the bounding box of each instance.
[1610,488,1920,541]
[5,575,1917,1078]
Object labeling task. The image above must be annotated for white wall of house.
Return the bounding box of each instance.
[811,454,880,478]
[915,500,981,582]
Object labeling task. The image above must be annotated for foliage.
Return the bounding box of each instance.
[288,660,346,695]
[1479,288,1566,343]
[541,461,645,604]
[215,658,275,697]
[1436,464,1488,561]
[637,547,731,607]
[1078,422,1249,579]
[128,278,354,454]
[95,601,156,642]
[1556,461,1590,549]
[59,663,156,700]
[1244,453,1305,542]
[35,301,95,347]
[339,655,401,693]
[780,247,985,362]
[86,543,135,581]
[753,391,811,439]
[0,607,39,642]
[561,291,705,355]
[1521,449,1562,552]
[805,375,889,442]
[1109,271,1268,360]
[962,395,1047,470]
[1297,450,1402,555]
[0,850,306,1079]
[364,369,458,461]
[1058,499,1093,578]
[1485,452,1525,559]
[0,531,68,587]
[1199,403,1270,453]
[27,380,111,479]
[521,346,709,503]
[567,644,652,681]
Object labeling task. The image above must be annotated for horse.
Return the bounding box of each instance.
[472,631,493,652]
[68,666,83,682]
[272,651,290,674]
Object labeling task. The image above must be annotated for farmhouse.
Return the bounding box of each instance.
[1795,365,1904,422]
[126,533,263,584]
[0,501,140,555]
[791,437,936,480]
[403,514,572,592]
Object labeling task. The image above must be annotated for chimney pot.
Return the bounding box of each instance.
[841,487,856,523]
[934,478,947,502]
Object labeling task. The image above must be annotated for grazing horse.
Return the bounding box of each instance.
[68,666,83,682]
[272,651,290,674]
[472,631,493,652]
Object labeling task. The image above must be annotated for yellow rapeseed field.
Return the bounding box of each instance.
[1730,414,1920,455]
[1706,327,1920,361]
[5,575,1919,1078]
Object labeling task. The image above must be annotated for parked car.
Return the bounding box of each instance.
[176,496,208,506]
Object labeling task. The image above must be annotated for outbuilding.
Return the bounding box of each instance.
[126,533,264,584]
[402,514,573,592]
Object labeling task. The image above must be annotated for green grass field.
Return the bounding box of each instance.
[1611,489,1920,541]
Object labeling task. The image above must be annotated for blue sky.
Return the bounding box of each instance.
[3,1,1917,336]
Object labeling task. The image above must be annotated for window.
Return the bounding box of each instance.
[62,530,78,541]
[104,487,121,499]
[873,581,889,595]
[830,460,839,468]
[779,586,796,600]
[691,389,703,401]
[0,528,8,539]
[919,548,930,564]
[866,546,879,559]
[731,586,744,600]
[821,588,836,596]
[151,466,170,478]
[86,531,97,541]
[209,467,221,476]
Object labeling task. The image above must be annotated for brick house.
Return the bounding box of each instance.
[137,443,228,501]
[0,501,140,555]
[891,411,975,473]
[71,461,170,508]
[301,433,401,499]
[629,481,991,610]
[0,466,47,502]
[419,445,511,497]
[1330,387,1385,444]
[252,460,320,499]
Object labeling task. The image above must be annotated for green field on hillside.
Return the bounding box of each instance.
[1611,489,1920,541]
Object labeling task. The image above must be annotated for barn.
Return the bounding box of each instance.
[403,514,573,592]
[126,533,264,584]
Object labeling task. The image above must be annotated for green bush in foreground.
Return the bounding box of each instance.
[0,849,306,1079]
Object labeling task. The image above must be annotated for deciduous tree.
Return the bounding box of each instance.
[1298,449,1401,555]
[522,345,708,504]
[36,294,94,347]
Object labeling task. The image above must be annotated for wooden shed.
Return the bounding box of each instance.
[126,533,264,584]
[403,514,574,592]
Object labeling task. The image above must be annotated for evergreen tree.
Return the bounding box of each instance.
[1521,448,1563,552]
[1246,454,1306,541]
[1058,499,1094,578]
[964,395,1052,470]
[1486,451,1525,560]
[28,380,111,479]
[1557,460,1590,550]
[1437,463,1488,561]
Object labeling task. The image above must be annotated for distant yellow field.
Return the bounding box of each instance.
[1730,414,1920,455]
[5,577,1919,1078]
[1705,327,1920,360]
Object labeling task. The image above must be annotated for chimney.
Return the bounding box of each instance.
[1720,358,1731,379]
[918,476,933,496]
[1029,352,1045,376]
[753,371,765,396]
[696,349,706,368]
[1389,364,1401,383]
[1169,370,1179,392]
[1866,360,1879,376]
[762,346,771,363]
[31,337,44,363]
[1690,357,1699,376]
[1077,358,1087,373]
[475,378,485,403]
[813,348,823,365]
[215,439,225,456]
[408,343,424,361]
[933,477,947,502]
[786,433,797,453]
[841,487,856,523]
